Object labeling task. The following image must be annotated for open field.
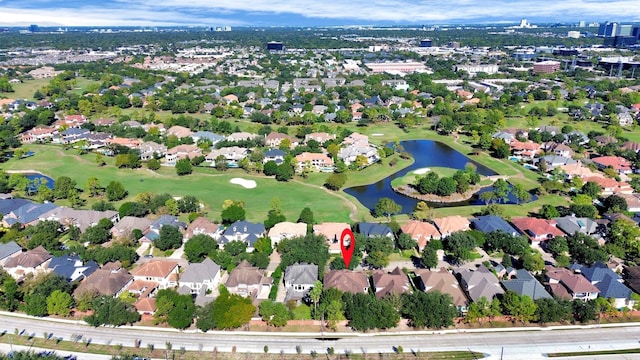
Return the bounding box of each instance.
[2,145,355,222]
[0,78,50,100]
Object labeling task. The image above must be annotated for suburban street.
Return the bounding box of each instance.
[2,312,640,359]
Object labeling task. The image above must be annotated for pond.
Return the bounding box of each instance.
[24,173,55,190]
[344,140,498,213]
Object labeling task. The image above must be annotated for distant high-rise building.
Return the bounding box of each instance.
[579,20,586,27]
[598,21,618,37]
[223,26,232,31]
[567,31,580,39]
[419,39,432,47]
[266,41,284,52]
[618,24,632,36]
[28,24,39,33]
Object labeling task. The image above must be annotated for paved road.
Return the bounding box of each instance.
[2,313,640,359]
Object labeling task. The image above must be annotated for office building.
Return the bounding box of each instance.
[419,39,432,47]
[598,22,618,37]
[266,41,284,51]
[533,61,561,74]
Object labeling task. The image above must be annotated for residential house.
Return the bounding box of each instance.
[502,269,552,300]
[371,267,411,299]
[578,262,635,309]
[139,141,167,161]
[225,260,272,298]
[295,152,334,171]
[110,216,152,240]
[510,140,542,159]
[140,215,186,243]
[457,265,504,302]
[184,217,222,241]
[206,146,248,167]
[545,266,599,301]
[73,262,134,298]
[20,126,57,143]
[414,268,468,313]
[167,125,193,139]
[0,241,22,266]
[534,155,577,170]
[221,221,266,251]
[263,149,286,165]
[400,220,441,251]
[510,217,565,242]
[47,255,98,282]
[323,270,369,294]
[130,260,180,289]
[3,246,52,280]
[1,202,58,227]
[57,114,87,128]
[591,156,633,174]
[105,137,142,150]
[304,132,336,144]
[342,132,369,145]
[265,132,297,148]
[283,263,318,302]
[40,207,120,232]
[472,215,519,236]
[623,266,640,295]
[582,176,633,195]
[0,197,34,216]
[542,142,574,158]
[560,162,601,180]
[165,144,202,165]
[357,222,394,239]
[554,216,598,236]
[621,141,640,153]
[432,216,471,238]
[192,131,224,145]
[337,143,379,167]
[267,222,307,244]
[313,222,351,254]
[617,193,640,212]
[227,132,258,142]
[492,131,515,144]
[178,258,222,294]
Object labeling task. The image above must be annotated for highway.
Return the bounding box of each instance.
[2,312,640,359]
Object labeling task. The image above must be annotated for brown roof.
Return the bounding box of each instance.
[226,260,268,287]
[414,268,468,308]
[545,266,599,296]
[313,222,350,242]
[4,246,51,269]
[131,260,180,279]
[400,220,441,250]
[432,216,470,235]
[74,267,133,297]
[134,297,156,313]
[323,270,369,294]
[185,217,220,240]
[371,267,411,298]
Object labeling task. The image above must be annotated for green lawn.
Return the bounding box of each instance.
[2,145,354,223]
[0,78,50,100]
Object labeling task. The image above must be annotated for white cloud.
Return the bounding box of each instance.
[0,0,639,26]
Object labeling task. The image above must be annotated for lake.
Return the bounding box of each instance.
[24,173,55,190]
[344,140,498,213]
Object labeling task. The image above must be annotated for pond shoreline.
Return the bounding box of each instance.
[391,184,484,204]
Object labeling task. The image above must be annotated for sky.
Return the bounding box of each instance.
[0,0,639,27]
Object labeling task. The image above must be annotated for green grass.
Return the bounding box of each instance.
[2,145,354,223]
[0,78,50,100]
[547,348,640,357]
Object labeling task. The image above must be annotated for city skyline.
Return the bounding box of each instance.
[0,0,639,27]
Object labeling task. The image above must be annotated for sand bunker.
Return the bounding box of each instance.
[230,178,257,189]
[413,168,431,175]
[371,133,384,136]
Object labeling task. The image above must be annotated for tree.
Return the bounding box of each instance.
[22,293,48,317]
[155,289,196,329]
[421,243,439,269]
[501,291,537,323]
[492,179,510,203]
[535,298,572,324]
[275,163,294,181]
[308,280,323,318]
[221,203,246,224]
[155,225,183,251]
[81,224,111,245]
[436,177,457,196]
[147,158,161,170]
[343,293,400,331]
[324,173,347,190]
[547,236,569,257]
[259,300,290,327]
[53,176,76,199]
[479,191,497,205]
[396,233,417,251]
[196,286,255,331]
[512,184,531,205]
[522,251,545,273]
[603,195,628,213]
[278,234,330,274]
[298,207,314,225]
[412,201,432,221]
[264,198,286,229]
[374,197,402,220]
[582,181,602,199]
[443,231,477,263]
[401,291,458,328]
[175,158,193,176]
[184,234,217,262]
[253,237,273,255]
[46,290,73,317]
[84,176,102,197]
[539,204,560,219]
[105,180,127,201]
[85,296,140,326]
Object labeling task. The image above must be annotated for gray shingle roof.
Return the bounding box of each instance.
[502,269,551,300]
[180,258,221,284]
[284,264,318,286]
[0,241,22,261]
[472,215,519,235]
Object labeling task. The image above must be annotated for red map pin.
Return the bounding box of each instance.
[340,228,356,269]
